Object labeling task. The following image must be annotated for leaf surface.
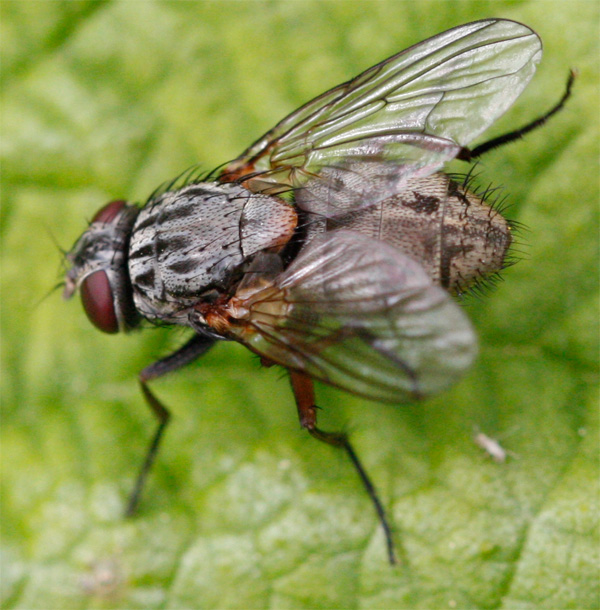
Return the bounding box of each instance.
[2,2,598,608]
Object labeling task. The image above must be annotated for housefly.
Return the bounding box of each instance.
[63,19,573,564]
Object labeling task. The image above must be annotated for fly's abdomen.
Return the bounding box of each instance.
[322,172,512,295]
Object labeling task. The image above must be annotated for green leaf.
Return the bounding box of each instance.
[2,2,598,608]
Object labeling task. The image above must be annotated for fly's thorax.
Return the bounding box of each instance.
[321,172,512,294]
[128,182,297,325]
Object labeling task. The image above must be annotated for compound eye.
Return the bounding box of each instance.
[80,270,119,334]
[92,200,128,224]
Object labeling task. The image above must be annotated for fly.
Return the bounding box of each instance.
[63,19,573,564]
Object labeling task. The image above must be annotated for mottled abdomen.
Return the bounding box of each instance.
[315,173,512,294]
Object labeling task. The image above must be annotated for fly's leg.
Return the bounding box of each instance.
[125,333,215,517]
[459,70,576,160]
[289,370,397,565]
[125,379,169,518]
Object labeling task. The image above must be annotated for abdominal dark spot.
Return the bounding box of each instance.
[440,243,474,289]
[403,192,440,214]
[447,180,470,205]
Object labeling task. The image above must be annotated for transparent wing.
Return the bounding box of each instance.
[221,19,542,197]
[232,231,477,402]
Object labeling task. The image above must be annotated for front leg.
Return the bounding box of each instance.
[289,370,397,565]
[125,333,215,516]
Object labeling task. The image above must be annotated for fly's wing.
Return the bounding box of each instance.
[234,231,477,403]
[221,19,542,206]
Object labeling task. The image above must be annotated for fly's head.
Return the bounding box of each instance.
[64,200,141,333]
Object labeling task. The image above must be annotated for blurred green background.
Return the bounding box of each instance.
[2,1,598,608]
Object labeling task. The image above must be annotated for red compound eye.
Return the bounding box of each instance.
[92,200,128,224]
[80,270,119,334]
